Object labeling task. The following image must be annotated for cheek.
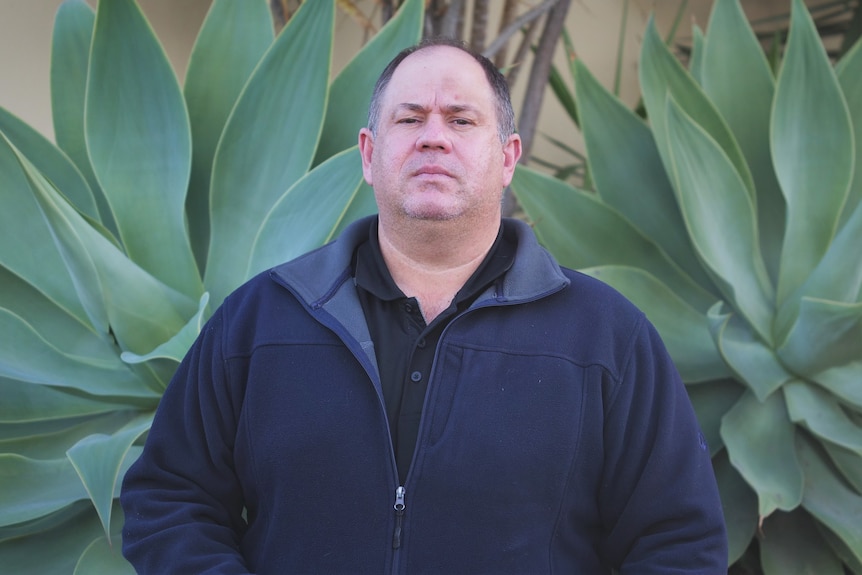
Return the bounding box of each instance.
[377,145,418,189]
[371,141,400,172]
[475,149,506,178]
[369,146,405,192]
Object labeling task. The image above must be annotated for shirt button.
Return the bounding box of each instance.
[410,371,422,382]
[417,337,426,348]
[404,302,413,313]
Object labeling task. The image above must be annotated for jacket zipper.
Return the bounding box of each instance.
[392,485,406,548]
[388,294,556,555]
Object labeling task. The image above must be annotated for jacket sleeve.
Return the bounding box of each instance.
[599,316,728,574]
[120,305,251,575]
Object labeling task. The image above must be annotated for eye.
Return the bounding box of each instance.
[452,118,473,126]
[397,117,420,125]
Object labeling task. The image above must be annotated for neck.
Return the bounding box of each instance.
[377,217,500,322]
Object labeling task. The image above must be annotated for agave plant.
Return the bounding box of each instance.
[0,0,422,571]
[512,0,862,572]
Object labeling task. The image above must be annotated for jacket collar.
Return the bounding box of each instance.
[269,215,569,310]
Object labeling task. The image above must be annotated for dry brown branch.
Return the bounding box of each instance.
[501,0,571,217]
[380,0,397,24]
[494,0,520,68]
[504,17,540,88]
[443,0,466,38]
[517,0,570,165]
[269,0,288,32]
[337,0,378,35]
[470,0,490,51]
[482,0,558,60]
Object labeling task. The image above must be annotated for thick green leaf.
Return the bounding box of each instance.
[548,64,578,129]
[701,0,785,284]
[574,60,718,295]
[314,0,423,164]
[797,433,862,565]
[511,165,717,313]
[560,25,580,105]
[707,303,792,401]
[67,415,151,538]
[769,35,862,324]
[777,33,862,334]
[121,292,209,366]
[686,378,745,456]
[688,25,705,86]
[773,0,855,306]
[812,361,862,411]
[183,0,274,270]
[0,264,113,363]
[0,378,123,424]
[205,0,334,306]
[784,380,862,455]
[0,308,152,398]
[779,191,862,336]
[330,181,378,240]
[249,147,367,275]
[14,143,108,335]
[0,417,98,442]
[759,509,845,575]
[14,141,198,355]
[821,441,862,494]
[639,17,755,203]
[818,524,862,575]
[0,135,91,328]
[581,266,728,382]
[74,535,134,575]
[721,389,804,517]
[714,450,758,564]
[0,500,90,544]
[87,0,201,298]
[666,98,775,344]
[0,411,134,460]
[0,455,88,526]
[51,0,112,231]
[0,503,124,575]
[835,28,862,231]
[778,298,862,377]
[0,108,97,222]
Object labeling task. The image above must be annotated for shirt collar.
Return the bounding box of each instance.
[354,217,516,305]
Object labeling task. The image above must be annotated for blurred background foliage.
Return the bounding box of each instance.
[0,0,420,571]
[0,0,859,573]
[539,0,861,188]
[512,0,862,572]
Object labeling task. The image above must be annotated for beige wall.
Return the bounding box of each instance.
[1,0,214,139]
[0,0,796,167]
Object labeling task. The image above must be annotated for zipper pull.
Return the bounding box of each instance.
[392,486,406,549]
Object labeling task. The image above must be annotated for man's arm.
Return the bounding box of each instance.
[599,317,728,574]
[121,306,250,574]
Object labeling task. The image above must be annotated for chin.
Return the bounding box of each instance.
[405,211,459,223]
[401,201,463,222]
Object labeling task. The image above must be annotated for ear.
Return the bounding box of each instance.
[358,128,375,186]
[501,133,522,187]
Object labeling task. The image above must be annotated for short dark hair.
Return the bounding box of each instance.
[366,38,516,143]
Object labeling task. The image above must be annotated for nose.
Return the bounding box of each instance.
[415,115,451,152]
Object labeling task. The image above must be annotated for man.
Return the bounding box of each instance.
[121,39,727,573]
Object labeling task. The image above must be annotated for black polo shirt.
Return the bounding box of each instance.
[354,218,516,484]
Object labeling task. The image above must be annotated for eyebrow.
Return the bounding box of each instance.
[393,103,481,116]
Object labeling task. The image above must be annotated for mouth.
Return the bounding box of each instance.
[412,166,454,178]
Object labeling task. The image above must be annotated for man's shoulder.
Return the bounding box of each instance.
[557,266,645,321]
[224,216,376,309]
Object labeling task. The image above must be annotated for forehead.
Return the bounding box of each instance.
[383,46,495,109]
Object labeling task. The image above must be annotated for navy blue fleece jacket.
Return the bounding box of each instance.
[120,216,727,574]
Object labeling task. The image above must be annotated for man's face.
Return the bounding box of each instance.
[359,46,521,226]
